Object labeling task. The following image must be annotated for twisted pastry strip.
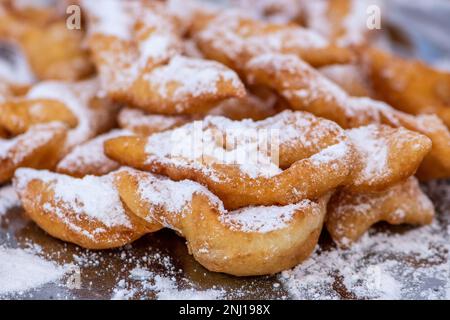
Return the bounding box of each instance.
[0,122,67,183]
[194,10,354,74]
[345,125,431,192]
[56,129,134,178]
[14,167,329,276]
[302,0,378,46]
[326,177,435,247]
[83,0,245,115]
[14,168,149,249]
[230,0,303,24]
[116,168,329,276]
[245,53,449,180]
[0,3,93,80]
[319,64,373,97]
[362,48,450,129]
[105,110,355,209]
[118,108,192,136]
[23,79,118,153]
[0,98,78,136]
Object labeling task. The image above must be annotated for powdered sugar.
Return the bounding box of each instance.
[222,201,311,233]
[26,80,101,150]
[82,0,134,40]
[118,108,189,134]
[347,125,389,183]
[280,219,449,299]
[145,115,282,179]
[143,55,242,101]
[0,185,20,216]
[147,275,225,300]
[0,122,65,164]
[57,129,133,175]
[136,173,217,221]
[14,168,131,229]
[0,247,68,295]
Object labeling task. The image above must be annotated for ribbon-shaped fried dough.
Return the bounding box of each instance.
[105,110,355,209]
[194,10,354,72]
[0,99,78,136]
[118,108,191,136]
[23,79,118,152]
[302,0,376,46]
[245,53,450,180]
[362,48,450,129]
[0,4,93,80]
[345,125,431,192]
[115,168,329,276]
[83,0,245,115]
[326,177,435,247]
[0,122,67,183]
[14,168,149,249]
[14,167,329,275]
[319,64,373,97]
[56,129,134,178]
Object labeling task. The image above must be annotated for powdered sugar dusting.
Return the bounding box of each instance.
[57,129,133,175]
[0,247,68,295]
[347,125,389,183]
[143,55,242,101]
[145,116,283,179]
[0,185,20,216]
[147,275,225,300]
[280,219,449,299]
[14,168,131,229]
[222,200,311,233]
[118,108,189,134]
[136,173,218,222]
[26,80,101,150]
[82,0,134,40]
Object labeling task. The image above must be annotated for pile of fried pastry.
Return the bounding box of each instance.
[1,0,449,277]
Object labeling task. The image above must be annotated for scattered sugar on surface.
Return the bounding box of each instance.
[0,247,68,296]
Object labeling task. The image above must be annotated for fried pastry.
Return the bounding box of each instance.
[302,0,378,46]
[115,168,329,276]
[245,53,450,180]
[14,168,149,249]
[83,0,245,115]
[194,10,354,74]
[0,122,67,184]
[118,108,191,136]
[362,48,450,129]
[326,177,435,247]
[345,125,431,192]
[56,129,134,178]
[0,6,93,80]
[105,110,355,209]
[231,0,303,23]
[207,88,283,121]
[0,99,78,136]
[319,64,373,97]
